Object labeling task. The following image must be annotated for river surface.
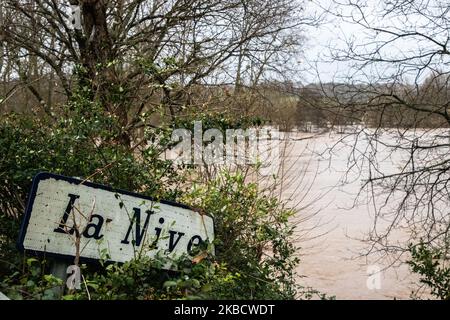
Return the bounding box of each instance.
[279,130,431,299]
[167,127,443,299]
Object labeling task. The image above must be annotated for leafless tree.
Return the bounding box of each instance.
[313,0,450,258]
[0,0,314,145]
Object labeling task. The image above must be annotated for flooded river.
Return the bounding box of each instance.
[280,130,427,299]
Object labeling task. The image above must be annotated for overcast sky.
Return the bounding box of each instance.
[300,0,447,85]
[301,0,360,84]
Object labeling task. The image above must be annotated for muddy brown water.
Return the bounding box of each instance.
[280,130,429,299]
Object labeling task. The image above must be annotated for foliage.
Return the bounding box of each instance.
[0,0,316,300]
[0,88,181,212]
[0,88,317,299]
[0,258,63,300]
[0,168,311,300]
[0,88,182,285]
[408,242,450,300]
[58,255,241,300]
[180,171,301,299]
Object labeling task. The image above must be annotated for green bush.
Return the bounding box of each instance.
[51,171,308,300]
[0,89,318,300]
[408,242,450,300]
[0,92,181,279]
[180,172,300,299]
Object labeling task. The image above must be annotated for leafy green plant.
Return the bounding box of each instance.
[0,89,183,292]
[180,171,302,299]
[0,258,63,300]
[408,242,450,300]
[0,84,321,300]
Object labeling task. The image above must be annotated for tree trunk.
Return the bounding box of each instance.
[72,0,130,146]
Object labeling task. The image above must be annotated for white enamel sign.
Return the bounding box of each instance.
[18,173,214,266]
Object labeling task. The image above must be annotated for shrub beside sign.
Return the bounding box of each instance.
[18,173,214,265]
